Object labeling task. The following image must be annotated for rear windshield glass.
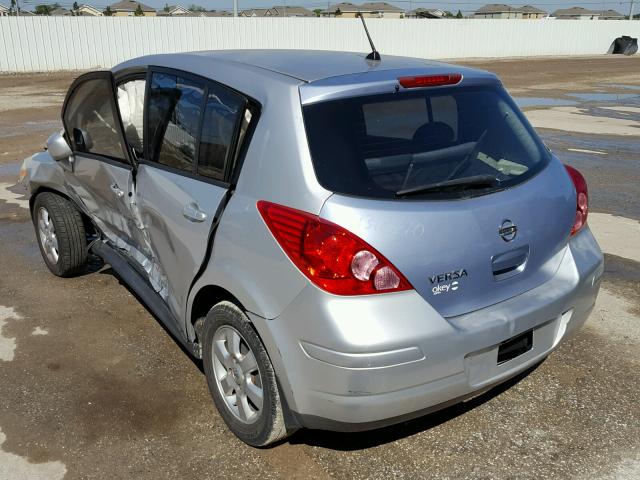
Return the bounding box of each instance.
[302,85,550,199]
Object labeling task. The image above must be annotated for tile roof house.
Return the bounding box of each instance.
[518,5,547,19]
[50,7,72,15]
[109,0,156,16]
[0,4,9,16]
[240,8,270,17]
[159,4,190,15]
[321,2,404,18]
[597,9,625,20]
[76,4,103,15]
[199,10,233,17]
[361,2,404,17]
[268,6,314,17]
[474,4,522,18]
[550,7,600,19]
[474,4,547,19]
[406,8,445,18]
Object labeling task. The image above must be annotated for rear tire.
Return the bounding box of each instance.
[32,192,88,277]
[202,301,292,447]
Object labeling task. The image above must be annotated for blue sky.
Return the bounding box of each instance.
[17,0,635,16]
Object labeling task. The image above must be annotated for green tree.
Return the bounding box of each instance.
[103,5,112,15]
[335,7,341,16]
[134,4,144,15]
[164,3,170,11]
[35,4,53,14]
[313,8,322,17]
[9,0,16,14]
[188,4,206,11]
[455,9,463,18]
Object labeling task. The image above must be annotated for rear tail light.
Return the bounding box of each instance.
[398,73,462,89]
[565,165,588,236]
[257,201,413,296]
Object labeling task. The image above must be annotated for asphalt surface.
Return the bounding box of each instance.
[0,55,639,480]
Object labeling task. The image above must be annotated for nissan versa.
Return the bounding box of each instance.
[20,49,603,447]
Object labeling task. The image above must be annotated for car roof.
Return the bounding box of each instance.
[114,49,490,84]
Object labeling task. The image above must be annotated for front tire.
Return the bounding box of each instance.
[32,192,88,277]
[202,301,291,447]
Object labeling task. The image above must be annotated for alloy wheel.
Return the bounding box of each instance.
[38,207,59,264]
[211,325,264,424]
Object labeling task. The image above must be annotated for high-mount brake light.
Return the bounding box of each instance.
[257,201,413,296]
[565,165,589,236]
[398,73,462,89]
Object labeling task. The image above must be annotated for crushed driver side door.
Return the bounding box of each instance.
[61,71,139,251]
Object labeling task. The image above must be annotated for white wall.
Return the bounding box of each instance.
[1,17,639,72]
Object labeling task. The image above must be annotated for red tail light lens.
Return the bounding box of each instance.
[257,201,413,296]
[565,165,588,236]
[398,73,462,89]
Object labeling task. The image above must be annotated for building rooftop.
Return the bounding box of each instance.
[109,0,155,12]
[518,5,546,14]
[551,6,600,16]
[269,6,314,16]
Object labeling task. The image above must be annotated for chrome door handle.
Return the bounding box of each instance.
[110,183,124,198]
[182,202,207,223]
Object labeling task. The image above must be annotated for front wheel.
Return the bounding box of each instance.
[202,301,292,447]
[32,192,88,277]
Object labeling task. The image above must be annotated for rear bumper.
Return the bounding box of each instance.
[249,226,603,431]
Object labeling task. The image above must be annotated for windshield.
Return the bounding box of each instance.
[302,85,550,199]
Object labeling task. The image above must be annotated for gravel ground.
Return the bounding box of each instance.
[0,55,638,480]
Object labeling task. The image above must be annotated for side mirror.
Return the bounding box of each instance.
[46,132,73,161]
[73,128,93,152]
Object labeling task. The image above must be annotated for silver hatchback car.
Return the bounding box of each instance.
[21,49,603,446]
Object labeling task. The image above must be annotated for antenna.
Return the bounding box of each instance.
[356,13,381,61]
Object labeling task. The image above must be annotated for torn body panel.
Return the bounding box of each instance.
[23,150,171,301]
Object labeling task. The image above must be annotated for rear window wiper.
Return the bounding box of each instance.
[395,174,500,197]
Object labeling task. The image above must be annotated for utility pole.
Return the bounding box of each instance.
[630,0,635,20]
[233,0,237,17]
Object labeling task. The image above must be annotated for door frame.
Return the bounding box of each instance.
[61,70,136,170]
[141,65,255,189]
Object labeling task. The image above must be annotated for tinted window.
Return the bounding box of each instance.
[147,73,205,173]
[303,86,549,199]
[198,85,244,180]
[64,78,126,160]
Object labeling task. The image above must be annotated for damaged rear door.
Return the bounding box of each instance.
[135,68,248,320]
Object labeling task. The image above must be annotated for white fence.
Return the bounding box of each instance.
[1,17,639,72]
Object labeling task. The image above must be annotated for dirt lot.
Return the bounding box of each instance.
[0,55,639,480]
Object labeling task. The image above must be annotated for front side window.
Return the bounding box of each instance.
[197,85,244,180]
[303,85,550,199]
[147,72,205,173]
[63,78,126,160]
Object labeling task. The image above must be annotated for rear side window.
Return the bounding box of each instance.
[63,78,127,160]
[303,85,549,199]
[198,85,244,181]
[147,72,205,173]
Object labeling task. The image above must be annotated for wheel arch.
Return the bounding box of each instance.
[30,186,96,237]
[188,284,245,342]
[190,283,300,423]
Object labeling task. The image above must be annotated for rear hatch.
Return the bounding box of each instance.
[302,77,576,318]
